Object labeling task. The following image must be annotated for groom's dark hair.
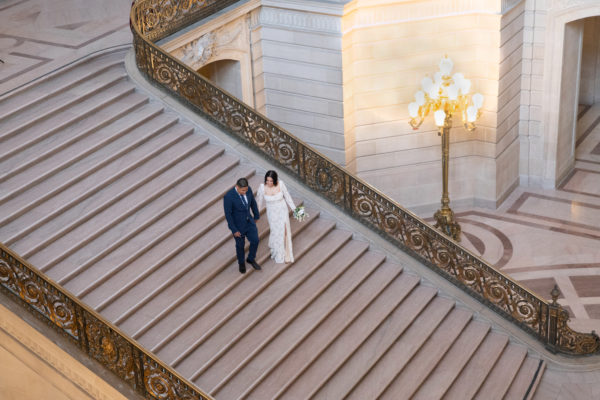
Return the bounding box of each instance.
[236,178,249,187]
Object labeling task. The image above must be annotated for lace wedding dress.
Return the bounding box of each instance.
[256,180,296,263]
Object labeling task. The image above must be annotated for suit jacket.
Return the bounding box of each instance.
[223,186,260,235]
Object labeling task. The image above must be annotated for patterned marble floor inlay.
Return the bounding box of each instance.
[0,0,131,94]
[446,103,600,333]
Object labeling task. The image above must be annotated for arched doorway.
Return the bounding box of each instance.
[198,59,243,101]
[575,16,600,164]
[541,2,600,188]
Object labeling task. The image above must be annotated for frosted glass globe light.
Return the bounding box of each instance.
[434,109,446,126]
[447,84,459,101]
[408,102,419,118]
[434,71,443,85]
[459,78,471,95]
[429,84,440,100]
[415,90,426,106]
[467,106,477,122]
[439,57,453,76]
[472,93,484,109]
[452,72,464,85]
[421,77,434,93]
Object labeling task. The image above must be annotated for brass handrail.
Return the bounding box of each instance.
[129,0,599,356]
[0,243,213,400]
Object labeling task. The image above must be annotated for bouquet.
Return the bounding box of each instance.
[293,206,308,222]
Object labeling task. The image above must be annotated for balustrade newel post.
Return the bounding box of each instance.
[546,285,562,353]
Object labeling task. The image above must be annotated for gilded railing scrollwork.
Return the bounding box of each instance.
[129,0,600,356]
[0,251,79,340]
[0,243,213,399]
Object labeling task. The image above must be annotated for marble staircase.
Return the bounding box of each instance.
[0,49,545,399]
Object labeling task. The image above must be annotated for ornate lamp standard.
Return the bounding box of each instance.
[408,56,484,241]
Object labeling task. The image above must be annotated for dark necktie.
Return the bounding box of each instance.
[240,195,248,210]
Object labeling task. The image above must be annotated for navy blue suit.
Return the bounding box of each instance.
[223,186,260,266]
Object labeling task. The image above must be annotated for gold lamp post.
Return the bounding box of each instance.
[408,56,484,241]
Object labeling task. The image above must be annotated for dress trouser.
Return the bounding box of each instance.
[234,222,259,265]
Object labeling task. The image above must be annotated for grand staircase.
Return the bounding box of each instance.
[0,48,545,399]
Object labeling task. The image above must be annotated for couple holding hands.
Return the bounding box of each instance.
[223,170,307,274]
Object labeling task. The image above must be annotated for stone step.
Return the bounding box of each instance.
[442,331,509,399]
[62,161,247,294]
[0,66,131,141]
[0,51,126,120]
[14,124,197,262]
[473,342,529,398]
[504,356,544,399]
[166,216,338,373]
[201,250,394,395]
[237,265,419,400]
[126,204,325,346]
[271,283,436,400]
[410,320,491,399]
[340,296,455,400]
[0,92,151,183]
[0,110,180,228]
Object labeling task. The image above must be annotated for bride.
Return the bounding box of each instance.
[256,170,296,263]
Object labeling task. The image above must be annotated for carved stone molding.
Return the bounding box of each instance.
[256,6,342,33]
[502,0,524,13]
[550,0,600,11]
[343,0,518,32]
[179,33,216,68]
[172,16,247,70]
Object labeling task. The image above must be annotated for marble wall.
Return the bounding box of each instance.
[520,0,600,189]
[163,0,348,165]
[250,1,347,165]
[341,0,524,210]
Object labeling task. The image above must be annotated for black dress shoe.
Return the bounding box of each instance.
[239,264,246,274]
[247,259,261,270]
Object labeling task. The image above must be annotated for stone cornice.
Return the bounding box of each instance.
[261,0,347,16]
[256,6,342,33]
[343,0,524,33]
[550,0,600,12]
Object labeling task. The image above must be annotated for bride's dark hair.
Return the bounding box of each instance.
[264,170,278,185]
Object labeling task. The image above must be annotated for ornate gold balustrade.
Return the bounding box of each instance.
[0,244,213,400]
[128,0,599,356]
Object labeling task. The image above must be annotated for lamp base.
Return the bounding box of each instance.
[433,207,461,241]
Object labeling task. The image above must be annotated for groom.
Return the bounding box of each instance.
[223,178,262,274]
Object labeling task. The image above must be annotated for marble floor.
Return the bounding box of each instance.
[433,105,600,334]
[1,0,600,352]
[0,0,131,94]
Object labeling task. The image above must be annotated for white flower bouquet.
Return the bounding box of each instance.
[293,206,308,222]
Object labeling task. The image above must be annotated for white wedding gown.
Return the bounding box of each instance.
[256,180,296,263]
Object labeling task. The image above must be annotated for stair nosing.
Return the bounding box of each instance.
[1,112,178,238]
[34,132,205,271]
[0,71,131,142]
[247,262,412,400]
[9,122,189,256]
[0,59,125,121]
[58,150,231,290]
[0,92,150,185]
[144,209,326,353]
[0,84,139,200]
[63,158,242,290]
[198,233,385,392]
[173,218,338,373]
